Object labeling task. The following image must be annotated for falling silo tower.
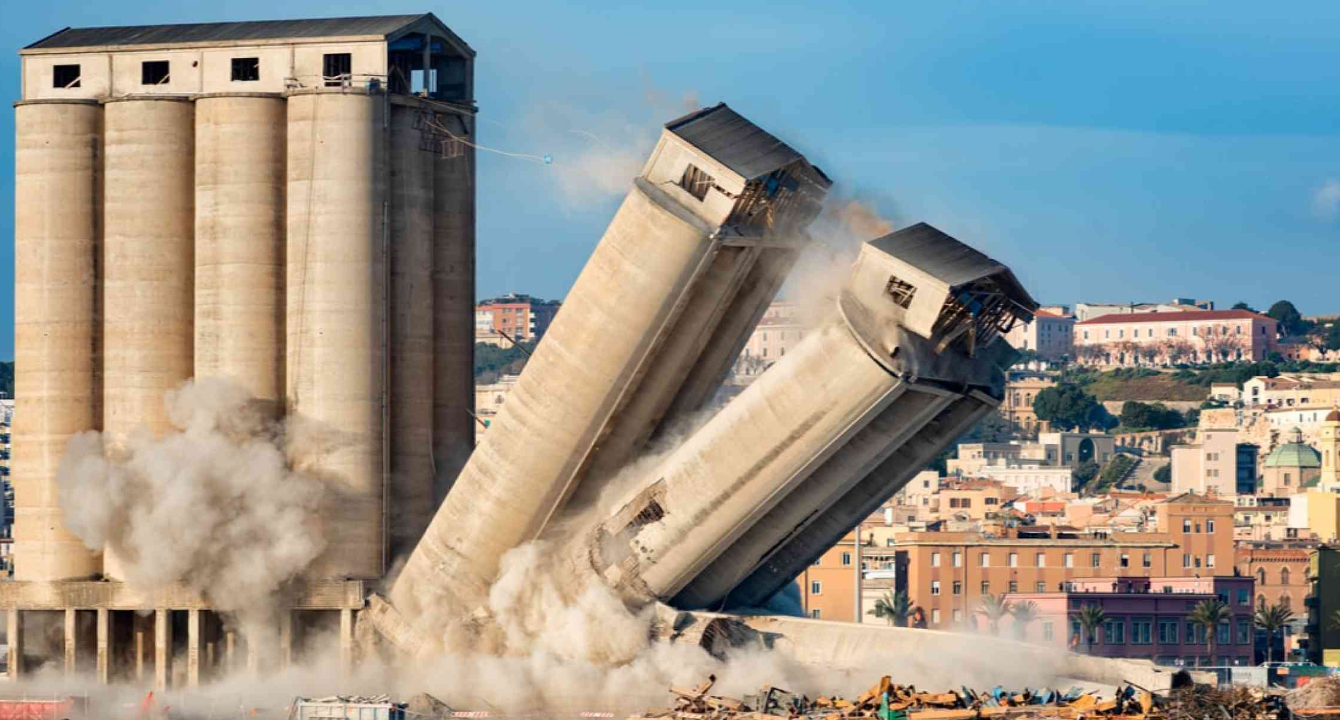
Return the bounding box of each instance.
[389,104,832,625]
[12,99,103,581]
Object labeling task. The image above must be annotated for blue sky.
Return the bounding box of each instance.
[3,0,1339,360]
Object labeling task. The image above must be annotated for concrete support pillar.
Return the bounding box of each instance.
[63,608,76,677]
[135,628,145,682]
[96,608,110,685]
[154,609,172,691]
[206,642,215,674]
[187,610,202,688]
[225,630,236,673]
[278,611,293,670]
[246,633,260,676]
[7,611,23,680]
[339,608,354,673]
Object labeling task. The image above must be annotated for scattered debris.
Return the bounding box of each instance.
[1289,676,1340,712]
[405,693,456,719]
[629,675,1288,720]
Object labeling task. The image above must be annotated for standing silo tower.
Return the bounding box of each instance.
[11,14,477,685]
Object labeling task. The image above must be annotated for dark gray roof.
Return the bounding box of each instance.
[26,14,458,51]
[665,103,808,181]
[872,222,1038,312]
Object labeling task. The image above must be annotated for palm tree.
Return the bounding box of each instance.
[867,590,912,627]
[1188,599,1231,662]
[975,593,1013,635]
[1011,600,1040,640]
[1254,600,1295,665]
[1075,604,1107,655]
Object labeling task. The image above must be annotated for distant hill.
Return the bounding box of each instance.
[1081,369,1208,402]
[0,362,11,399]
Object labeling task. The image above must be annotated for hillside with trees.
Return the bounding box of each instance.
[0,362,11,399]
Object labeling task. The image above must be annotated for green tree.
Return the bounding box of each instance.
[868,590,912,627]
[1033,385,1113,432]
[1324,323,1340,352]
[1075,604,1107,655]
[1188,599,1231,662]
[1232,301,1255,312]
[1011,600,1040,640]
[1267,300,1311,337]
[1153,464,1171,484]
[1254,600,1294,665]
[1074,459,1101,489]
[1119,401,1186,431]
[975,593,1013,635]
[0,362,11,399]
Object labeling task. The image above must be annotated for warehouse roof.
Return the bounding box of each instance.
[24,13,473,55]
[665,103,828,185]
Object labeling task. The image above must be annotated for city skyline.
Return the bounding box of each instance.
[3,0,1339,360]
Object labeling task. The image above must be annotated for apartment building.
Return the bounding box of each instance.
[475,293,560,345]
[1074,309,1277,367]
[740,300,805,368]
[894,493,1235,632]
[1000,375,1055,434]
[1170,428,1258,496]
[1243,375,1340,408]
[1004,310,1075,360]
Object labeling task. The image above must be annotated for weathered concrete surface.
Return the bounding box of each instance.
[389,178,720,622]
[0,580,366,610]
[286,90,387,580]
[12,100,104,581]
[102,98,196,580]
[194,94,286,403]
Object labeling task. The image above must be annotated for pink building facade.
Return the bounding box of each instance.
[1004,310,1076,359]
[1004,575,1255,667]
[1074,309,1277,367]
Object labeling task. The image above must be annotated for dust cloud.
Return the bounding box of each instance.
[56,378,330,634]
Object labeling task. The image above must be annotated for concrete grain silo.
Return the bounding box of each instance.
[12,99,104,581]
[101,97,196,579]
[582,225,1033,608]
[194,94,287,403]
[285,89,388,580]
[389,104,831,624]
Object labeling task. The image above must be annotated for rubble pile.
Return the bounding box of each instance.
[1289,676,1340,711]
[629,675,1287,720]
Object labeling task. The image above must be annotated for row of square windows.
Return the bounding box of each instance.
[50,54,354,89]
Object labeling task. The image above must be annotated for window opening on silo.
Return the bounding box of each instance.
[323,53,353,86]
[886,276,917,309]
[679,164,714,202]
[231,57,260,82]
[141,61,170,85]
[52,65,81,89]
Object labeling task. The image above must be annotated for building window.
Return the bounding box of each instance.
[1143,552,1152,569]
[841,552,852,567]
[1043,621,1054,641]
[930,581,940,596]
[1132,619,1153,645]
[952,609,963,623]
[1281,567,1291,585]
[981,581,990,594]
[1237,620,1251,644]
[1036,581,1046,592]
[1065,553,1074,568]
[1091,552,1101,568]
[231,57,260,82]
[1207,520,1216,534]
[1158,619,1179,645]
[1183,519,1192,533]
[679,164,714,201]
[931,552,941,567]
[953,551,962,567]
[810,581,822,595]
[1037,553,1046,568]
[1008,581,1018,593]
[953,581,962,595]
[1207,554,1215,568]
[323,53,353,86]
[1237,589,1250,606]
[981,553,990,567]
[1120,554,1130,568]
[1183,554,1192,568]
[1009,553,1018,568]
[885,276,918,309]
[932,609,941,624]
[1216,623,1231,645]
[811,609,821,619]
[141,60,170,85]
[52,64,81,88]
[1104,619,1126,645]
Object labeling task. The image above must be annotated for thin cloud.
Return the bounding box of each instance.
[1312,179,1340,220]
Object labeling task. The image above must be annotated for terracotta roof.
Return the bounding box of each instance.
[1075,309,1274,326]
[1033,310,1072,320]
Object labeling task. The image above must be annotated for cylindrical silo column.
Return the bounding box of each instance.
[671,383,955,609]
[388,102,435,561]
[430,107,475,507]
[12,100,103,580]
[286,90,387,580]
[725,393,997,608]
[389,179,720,621]
[103,98,196,579]
[194,94,286,403]
[583,315,908,605]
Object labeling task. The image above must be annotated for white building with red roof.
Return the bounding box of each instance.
[1004,309,1076,359]
[1074,309,1278,367]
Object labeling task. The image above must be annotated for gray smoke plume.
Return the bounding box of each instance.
[57,378,330,631]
